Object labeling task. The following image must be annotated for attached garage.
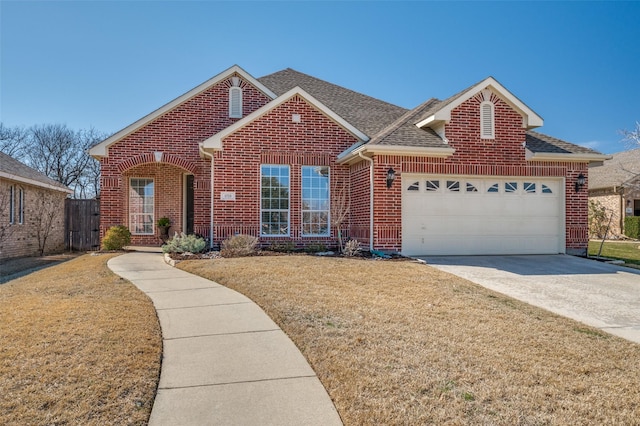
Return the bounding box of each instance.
[401,175,565,255]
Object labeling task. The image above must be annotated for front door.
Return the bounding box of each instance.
[185,174,194,234]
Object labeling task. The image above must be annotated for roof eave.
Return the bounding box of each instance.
[337,144,455,165]
[0,171,74,194]
[525,149,612,163]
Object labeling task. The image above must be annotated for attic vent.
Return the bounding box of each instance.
[229,86,242,118]
[480,101,495,139]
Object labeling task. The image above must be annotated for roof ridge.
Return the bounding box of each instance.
[259,68,406,110]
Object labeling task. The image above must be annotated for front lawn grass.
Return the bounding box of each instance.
[180,256,640,425]
[588,239,640,265]
[0,253,162,425]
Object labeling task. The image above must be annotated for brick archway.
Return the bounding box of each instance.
[116,152,199,174]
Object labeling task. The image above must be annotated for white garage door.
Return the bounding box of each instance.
[402,175,565,256]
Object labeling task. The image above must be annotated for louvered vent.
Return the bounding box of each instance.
[480,101,494,139]
[229,87,242,118]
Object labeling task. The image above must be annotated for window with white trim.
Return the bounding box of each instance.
[18,188,24,224]
[229,86,243,118]
[9,185,15,224]
[480,101,495,139]
[301,166,330,236]
[261,165,290,236]
[129,178,154,235]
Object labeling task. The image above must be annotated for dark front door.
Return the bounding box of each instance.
[186,174,195,234]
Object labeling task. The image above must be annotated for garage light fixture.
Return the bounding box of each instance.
[574,173,586,193]
[386,168,397,189]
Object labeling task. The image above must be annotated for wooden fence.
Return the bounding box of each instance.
[65,199,100,252]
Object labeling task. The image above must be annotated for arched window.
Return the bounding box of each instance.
[480,100,495,139]
[229,86,242,118]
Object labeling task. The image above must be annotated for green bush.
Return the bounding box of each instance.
[101,225,131,251]
[162,233,207,254]
[267,241,295,253]
[220,234,259,257]
[624,216,640,239]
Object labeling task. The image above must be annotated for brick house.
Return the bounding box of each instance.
[89,65,608,256]
[0,152,73,259]
[588,148,640,237]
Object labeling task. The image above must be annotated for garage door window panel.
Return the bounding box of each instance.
[505,182,518,193]
[426,180,440,192]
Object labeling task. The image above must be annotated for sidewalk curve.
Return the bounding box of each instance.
[108,252,342,426]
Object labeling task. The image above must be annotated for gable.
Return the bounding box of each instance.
[201,87,369,152]
[89,65,277,158]
[415,77,544,130]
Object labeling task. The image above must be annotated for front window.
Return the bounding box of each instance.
[8,185,15,224]
[302,166,330,236]
[129,178,154,234]
[261,165,290,236]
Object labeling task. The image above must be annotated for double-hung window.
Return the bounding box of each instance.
[129,178,154,235]
[18,188,24,224]
[302,166,330,236]
[261,165,290,236]
[8,185,15,224]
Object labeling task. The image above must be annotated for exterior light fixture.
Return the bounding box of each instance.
[386,167,397,189]
[574,173,586,193]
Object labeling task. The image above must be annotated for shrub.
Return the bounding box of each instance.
[162,233,207,254]
[343,239,361,257]
[157,217,171,227]
[101,225,131,251]
[220,234,259,258]
[624,216,640,239]
[305,242,327,253]
[588,200,609,238]
[267,241,295,253]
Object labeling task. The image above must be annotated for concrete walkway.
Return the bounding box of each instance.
[421,254,640,344]
[108,252,342,426]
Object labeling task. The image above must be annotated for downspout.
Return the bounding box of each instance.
[358,151,374,251]
[199,144,215,249]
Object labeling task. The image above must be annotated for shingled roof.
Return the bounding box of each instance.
[258,68,407,138]
[0,152,72,193]
[259,69,598,158]
[588,148,640,190]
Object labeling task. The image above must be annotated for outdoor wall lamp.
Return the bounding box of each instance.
[574,173,586,193]
[386,167,397,189]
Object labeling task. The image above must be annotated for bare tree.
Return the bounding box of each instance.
[331,179,350,252]
[0,184,16,250]
[1,123,106,198]
[31,189,64,256]
[0,123,28,158]
[619,121,640,148]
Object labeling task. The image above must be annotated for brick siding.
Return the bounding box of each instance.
[0,179,67,259]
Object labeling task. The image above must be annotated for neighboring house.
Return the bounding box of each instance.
[588,148,640,237]
[0,152,73,259]
[89,65,608,256]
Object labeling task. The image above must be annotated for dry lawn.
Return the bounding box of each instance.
[0,253,162,425]
[180,256,640,425]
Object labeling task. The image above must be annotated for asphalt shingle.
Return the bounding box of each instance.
[0,152,70,191]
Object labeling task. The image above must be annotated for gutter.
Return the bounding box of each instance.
[199,144,215,249]
[358,151,374,251]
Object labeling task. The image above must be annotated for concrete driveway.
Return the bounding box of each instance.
[420,254,640,344]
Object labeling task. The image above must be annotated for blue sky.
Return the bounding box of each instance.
[1,1,639,154]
